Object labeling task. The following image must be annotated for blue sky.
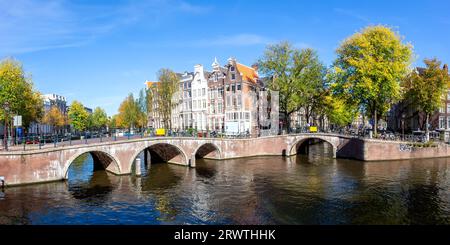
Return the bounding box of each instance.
[1,0,449,116]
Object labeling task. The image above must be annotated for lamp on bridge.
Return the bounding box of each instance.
[401,112,406,141]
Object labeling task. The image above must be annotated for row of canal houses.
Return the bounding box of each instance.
[144,56,450,137]
[145,57,281,136]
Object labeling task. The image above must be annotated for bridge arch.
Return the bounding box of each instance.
[130,142,189,170]
[63,150,122,179]
[289,136,337,158]
[194,143,222,160]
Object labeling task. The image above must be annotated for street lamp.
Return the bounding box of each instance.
[402,113,406,141]
[3,102,10,151]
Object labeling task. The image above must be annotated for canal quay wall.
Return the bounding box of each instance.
[1,134,450,186]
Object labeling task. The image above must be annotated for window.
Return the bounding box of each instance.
[231,66,235,71]
[245,112,250,120]
[231,84,235,92]
[231,73,236,80]
[218,102,222,113]
[440,105,445,113]
[203,99,206,109]
[193,100,197,109]
[237,94,241,107]
[237,83,241,91]
[447,117,450,129]
[193,89,197,98]
[226,85,230,91]
[227,96,231,106]
[447,91,450,100]
[447,103,450,114]
[202,88,205,96]
[439,116,446,129]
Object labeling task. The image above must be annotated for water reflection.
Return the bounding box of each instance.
[1,142,450,224]
[68,153,114,203]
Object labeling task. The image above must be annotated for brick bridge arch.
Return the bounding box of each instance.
[288,135,340,158]
[63,149,122,179]
[129,142,189,169]
[193,143,222,159]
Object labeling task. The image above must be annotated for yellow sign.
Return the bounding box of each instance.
[309,126,318,133]
[155,128,165,136]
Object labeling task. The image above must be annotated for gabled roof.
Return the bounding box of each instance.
[236,63,259,83]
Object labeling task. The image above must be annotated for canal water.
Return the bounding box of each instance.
[1,143,450,225]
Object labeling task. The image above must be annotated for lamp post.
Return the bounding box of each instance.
[3,102,10,151]
[402,113,406,141]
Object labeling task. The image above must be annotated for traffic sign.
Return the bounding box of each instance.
[13,115,22,127]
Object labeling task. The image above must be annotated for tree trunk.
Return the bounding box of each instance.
[374,108,377,137]
[425,114,430,142]
[285,112,291,134]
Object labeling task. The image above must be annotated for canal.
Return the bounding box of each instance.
[1,142,450,225]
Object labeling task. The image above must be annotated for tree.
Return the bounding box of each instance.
[43,106,66,135]
[402,58,450,141]
[325,95,358,128]
[257,42,326,132]
[117,93,141,131]
[156,68,179,129]
[331,25,413,136]
[91,107,108,131]
[68,101,89,133]
[0,58,43,129]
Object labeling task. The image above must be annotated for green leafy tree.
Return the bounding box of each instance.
[331,25,413,136]
[402,58,450,141]
[0,58,43,129]
[108,115,117,130]
[43,106,66,135]
[91,107,109,132]
[257,42,326,131]
[156,68,179,129]
[326,95,358,128]
[117,93,144,131]
[68,101,89,132]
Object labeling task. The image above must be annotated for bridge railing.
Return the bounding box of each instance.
[1,127,445,152]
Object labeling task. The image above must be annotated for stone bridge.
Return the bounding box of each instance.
[2,133,450,186]
[0,134,348,186]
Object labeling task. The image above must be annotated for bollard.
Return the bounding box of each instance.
[135,158,142,177]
